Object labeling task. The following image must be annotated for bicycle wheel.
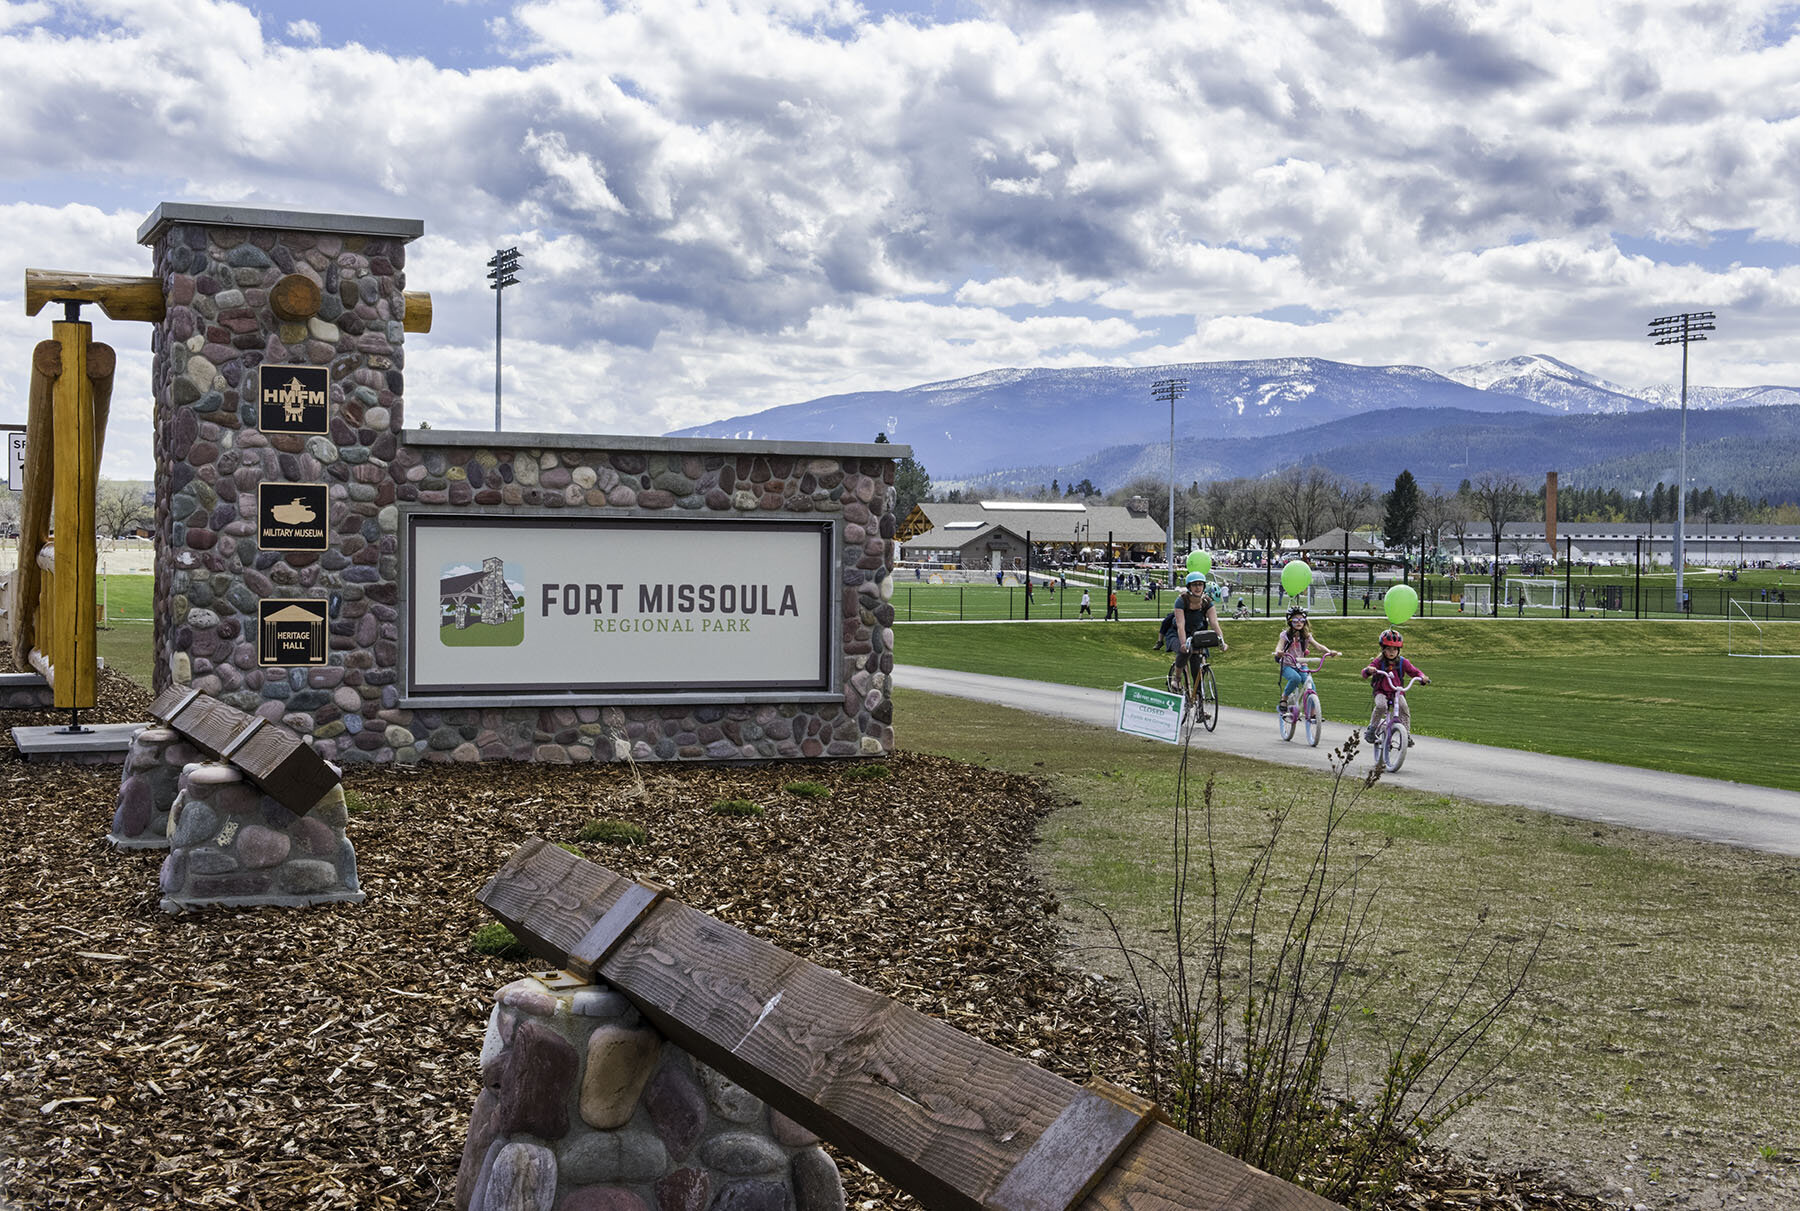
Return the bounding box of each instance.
[1277,691,1296,742]
[1303,688,1321,747]
[1384,721,1408,772]
[1199,666,1219,733]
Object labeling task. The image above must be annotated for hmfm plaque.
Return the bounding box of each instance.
[258,364,329,434]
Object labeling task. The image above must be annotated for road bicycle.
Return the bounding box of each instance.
[1369,676,1425,772]
[1276,655,1327,747]
[1165,631,1220,733]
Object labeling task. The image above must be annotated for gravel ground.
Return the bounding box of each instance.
[1,670,1611,1210]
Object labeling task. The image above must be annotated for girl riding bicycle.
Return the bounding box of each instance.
[1273,606,1339,716]
[1361,628,1430,745]
[1164,572,1229,713]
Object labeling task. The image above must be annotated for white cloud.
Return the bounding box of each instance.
[1,0,1798,485]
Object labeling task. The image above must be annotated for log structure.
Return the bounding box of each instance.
[149,685,341,815]
[479,839,1341,1211]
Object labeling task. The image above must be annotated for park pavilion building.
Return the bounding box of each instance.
[896,499,1171,571]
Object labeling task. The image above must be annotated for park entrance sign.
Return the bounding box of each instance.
[114,201,903,766]
[405,514,833,699]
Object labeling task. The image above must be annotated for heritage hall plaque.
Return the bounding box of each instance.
[257,599,329,666]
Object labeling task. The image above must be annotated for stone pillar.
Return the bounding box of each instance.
[108,726,203,849]
[158,763,362,912]
[458,974,845,1211]
[137,203,420,725]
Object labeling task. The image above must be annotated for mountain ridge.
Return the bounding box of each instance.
[666,354,1800,498]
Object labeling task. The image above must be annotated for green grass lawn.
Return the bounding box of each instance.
[895,615,1800,791]
[894,690,1800,1193]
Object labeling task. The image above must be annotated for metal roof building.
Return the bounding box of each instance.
[897,500,1171,570]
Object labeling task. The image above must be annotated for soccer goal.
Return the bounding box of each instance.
[1457,583,1492,614]
[1727,601,1800,658]
[1503,578,1564,610]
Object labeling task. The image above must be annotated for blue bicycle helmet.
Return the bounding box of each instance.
[1184,571,1206,586]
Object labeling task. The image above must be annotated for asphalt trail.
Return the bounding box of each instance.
[895,663,1800,857]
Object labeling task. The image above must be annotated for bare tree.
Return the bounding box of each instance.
[1418,487,1465,560]
[1469,472,1528,612]
[95,479,150,538]
[1273,465,1333,548]
[1326,477,1376,536]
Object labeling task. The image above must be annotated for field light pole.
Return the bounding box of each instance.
[1648,310,1715,614]
[488,247,522,431]
[1151,377,1189,586]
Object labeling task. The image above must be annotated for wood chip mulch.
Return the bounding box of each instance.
[0,671,1612,1210]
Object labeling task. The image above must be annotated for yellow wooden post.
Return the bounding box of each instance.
[50,318,96,709]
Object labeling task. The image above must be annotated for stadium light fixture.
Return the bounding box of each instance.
[488,247,522,431]
[1151,377,1189,586]
[1647,310,1715,611]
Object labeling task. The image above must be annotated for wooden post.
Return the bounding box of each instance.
[11,341,58,669]
[479,840,1341,1211]
[50,318,97,709]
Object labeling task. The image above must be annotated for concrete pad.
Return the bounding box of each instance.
[12,722,149,764]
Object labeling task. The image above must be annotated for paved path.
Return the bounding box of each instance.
[895,663,1800,858]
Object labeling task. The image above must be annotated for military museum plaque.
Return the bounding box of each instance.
[257,364,329,434]
[257,599,330,666]
[257,483,330,551]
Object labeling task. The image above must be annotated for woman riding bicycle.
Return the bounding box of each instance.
[1165,572,1229,711]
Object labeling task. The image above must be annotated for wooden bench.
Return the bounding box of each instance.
[480,839,1340,1211]
[148,686,340,815]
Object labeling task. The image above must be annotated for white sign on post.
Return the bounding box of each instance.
[1117,681,1185,744]
[6,429,24,493]
[405,514,836,699]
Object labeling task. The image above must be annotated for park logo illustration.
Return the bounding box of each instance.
[257,599,328,666]
[256,364,329,434]
[257,483,330,551]
[439,556,525,647]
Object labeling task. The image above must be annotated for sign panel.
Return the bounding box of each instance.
[405,515,835,698]
[258,483,330,551]
[5,427,24,492]
[257,364,330,434]
[258,599,330,666]
[1117,681,1184,745]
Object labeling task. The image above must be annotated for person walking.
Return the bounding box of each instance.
[1105,586,1120,621]
[1079,589,1093,618]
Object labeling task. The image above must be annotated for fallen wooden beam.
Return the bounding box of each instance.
[478,839,1341,1211]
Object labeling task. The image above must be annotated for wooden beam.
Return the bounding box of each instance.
[402,291,432,333]
[50,319,96,710]
[150,686,341,814]
[478,842,1340,1211]
[24,270,165,323]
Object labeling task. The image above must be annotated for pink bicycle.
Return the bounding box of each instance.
[1276,655,1327,747]
[1371,676,1426,772]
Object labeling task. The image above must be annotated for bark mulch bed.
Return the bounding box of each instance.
[0,671,1611,1210]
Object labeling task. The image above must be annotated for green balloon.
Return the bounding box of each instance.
[1279,559,1312,597]
[1384,583,1420,625]
[1185,550,1213,576]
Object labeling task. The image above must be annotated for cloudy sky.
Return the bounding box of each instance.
[3,0,1797,479]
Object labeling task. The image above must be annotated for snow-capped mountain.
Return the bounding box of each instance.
[1445,355,1649,414]
[669,357,1548,478]
[667,353,1800,486]
[1636,382,1800,409]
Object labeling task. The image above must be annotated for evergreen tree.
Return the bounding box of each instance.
[875,433,933,520]
[1382,469,1422,547]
